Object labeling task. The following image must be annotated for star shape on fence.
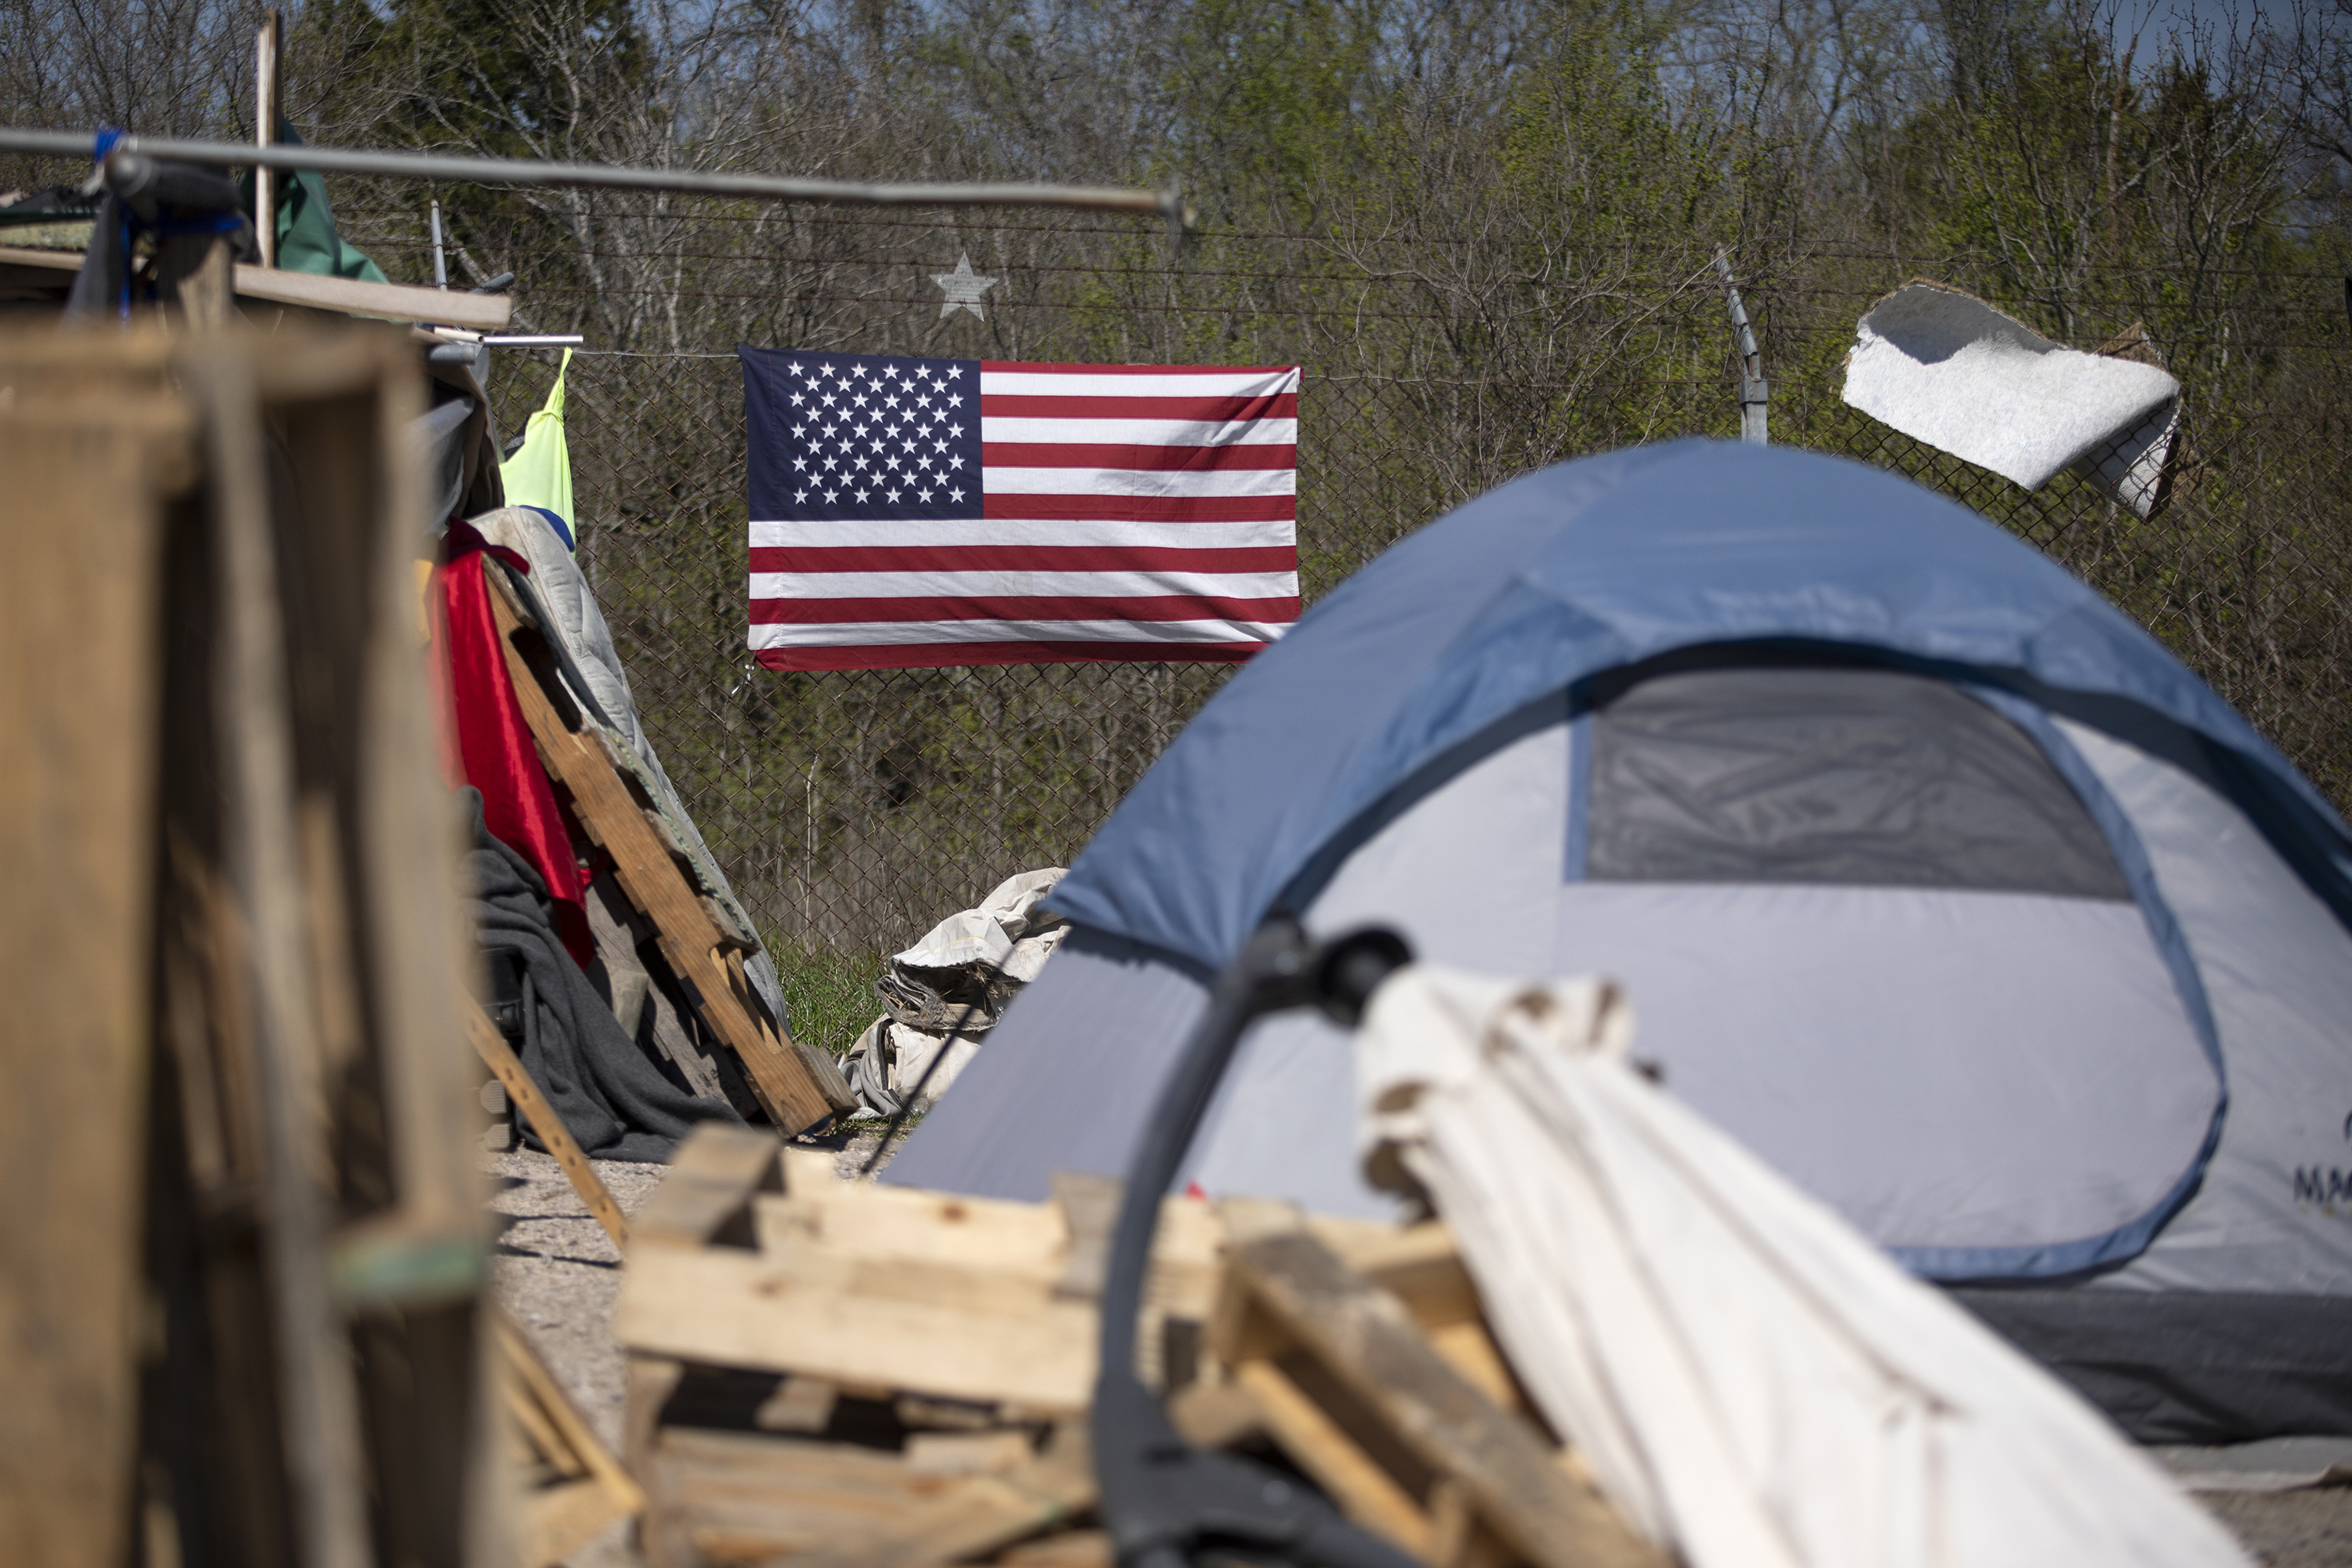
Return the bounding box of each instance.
[931,252,998,320]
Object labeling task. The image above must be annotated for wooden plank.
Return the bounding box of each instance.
[467,997,631,1250]
[618,1152,1222,1412]
[1166,1381,1266,1450]
[754,1374,840,1433]
[158,234,234,328]
[1049,1171,1121,1300]
[0,242,94,271]
[496,1315,644,1565]
[255,332,481,1243]
[253,329,498,1568]
[640,1428,945,1567]
[631,1122,783,1249]
[254,9,281,268]
[997,1529,1115,1567]
[183,343,378,1568]
[482,570,844,1131]
[1428,1479,1515,1568]
[784,1425,1097,1568]
[614,1240,1102,1413]
[757,1178,1077,1277]
[904,1429,1032,1475]
[0,245,515,326]
[0,349,191,1568]
[1224,1230,1663,1568]
[626,1353,687,1566]
[234,263,513,327]
[1308,1218,1528,1413]
[1232,1358,1433,1558]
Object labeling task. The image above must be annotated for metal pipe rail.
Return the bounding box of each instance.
[0,125,1191,226]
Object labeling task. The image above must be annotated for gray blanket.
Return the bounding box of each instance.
[461,787,742,1161]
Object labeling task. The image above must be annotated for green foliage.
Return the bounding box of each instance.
[346,0,2352,950]
[776,944,887,1058]
[369,0,652,152]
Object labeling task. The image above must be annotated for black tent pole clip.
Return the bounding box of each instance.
[1092,918,1416,1568]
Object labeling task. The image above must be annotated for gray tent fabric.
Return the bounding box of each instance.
[1950,1289,2352,1446]
[880,927,1210,1201]
[2056,720,2352,1297]
[898,691,2215,1242]
[463,786,742,1161]
[886,679,2350,1439]
[416,398,476,527]
[887,716,1577,1215]
[1588,666,2131,898]
[887,445,2352,1442]
[1550,882,2214,1254]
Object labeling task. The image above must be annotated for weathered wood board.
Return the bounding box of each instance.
[0,336,192,1568]
[615,1128,1220,1415]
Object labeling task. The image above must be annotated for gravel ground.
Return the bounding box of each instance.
[485,1138,2352,1568]
[2205,1490,2352,1566]
[486,1131,897,1450]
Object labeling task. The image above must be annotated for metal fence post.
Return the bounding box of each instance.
[1716,249,1769,445]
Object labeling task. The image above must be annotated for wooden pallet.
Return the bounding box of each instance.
[482,566,854,1134]
[0,325,503,1567]
[613,1127,1196,1567]
[611,1127,1661,1568]
[626,1388,1102,1568]
[1209,1206,1661,1568]
[615,1127,1221,1417]
[498,1314,645,1565]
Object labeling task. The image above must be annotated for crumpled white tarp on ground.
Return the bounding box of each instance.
[845,1015,982,1118]
[1842,282,2180,516]
[848,868,1069,1115]
[893,866,1069,979]
[1356,964,2251,1568]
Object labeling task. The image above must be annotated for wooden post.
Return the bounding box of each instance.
[254,9,282,269]
[156,235,234,329]
[0,336,191,1568]
[183,347,376,1568]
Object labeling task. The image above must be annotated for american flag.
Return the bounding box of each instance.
[741,347,1300,669]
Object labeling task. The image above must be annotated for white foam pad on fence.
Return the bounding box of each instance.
[1842,283,2178,499]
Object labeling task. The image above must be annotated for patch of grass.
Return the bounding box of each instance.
[776,945,887,1058]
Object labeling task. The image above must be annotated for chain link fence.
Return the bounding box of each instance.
[474,258,2352,964]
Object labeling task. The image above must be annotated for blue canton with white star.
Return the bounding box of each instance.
[743,349,983,523]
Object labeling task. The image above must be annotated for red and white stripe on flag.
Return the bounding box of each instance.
[741,347,1300,670]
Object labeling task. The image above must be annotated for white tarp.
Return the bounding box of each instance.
[893,867,1069,978]
[1841,282,2180,517]
[846,869,1070,1116]
[1356,964,2251,1568]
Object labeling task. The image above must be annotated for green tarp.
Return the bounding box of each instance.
[238,122,389,284]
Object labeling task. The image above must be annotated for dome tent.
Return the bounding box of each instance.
[883,440,2352,1444]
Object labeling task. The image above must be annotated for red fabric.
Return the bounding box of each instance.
[433,521,595,967]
